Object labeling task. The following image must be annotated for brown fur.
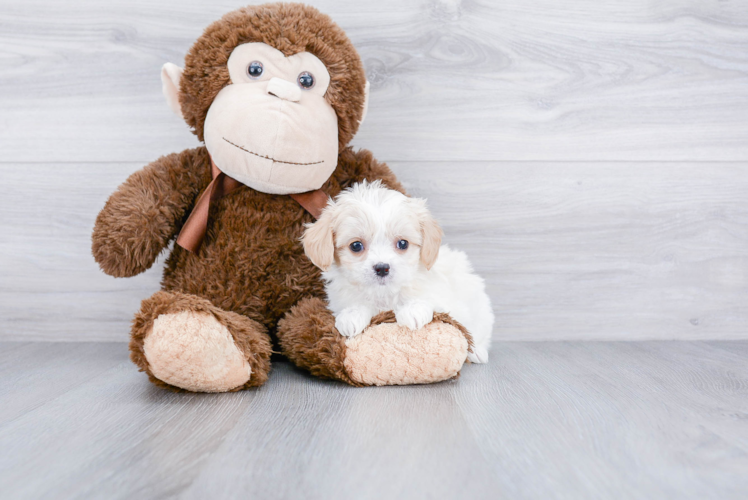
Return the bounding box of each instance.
[276,297,360,386]
[92,148,211,278]
[157,147,403,335]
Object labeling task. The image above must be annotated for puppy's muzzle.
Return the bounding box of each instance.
[374,262,390,277]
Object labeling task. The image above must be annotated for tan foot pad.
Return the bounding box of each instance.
[144,311,251,392]
[343,319,469,386]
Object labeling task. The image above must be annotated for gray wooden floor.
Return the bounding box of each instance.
[1,340,747,499]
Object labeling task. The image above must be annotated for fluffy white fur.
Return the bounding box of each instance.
[302,181,493,363]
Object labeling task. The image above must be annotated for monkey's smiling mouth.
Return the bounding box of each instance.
[222,137,324,166]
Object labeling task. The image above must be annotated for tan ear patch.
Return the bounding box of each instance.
[419,205,443,271]
[302,209,336,271]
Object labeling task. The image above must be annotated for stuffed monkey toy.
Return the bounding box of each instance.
[92,3,471,392]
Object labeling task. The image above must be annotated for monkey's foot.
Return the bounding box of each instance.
[130,291,272,392]
[277,298,472,386]
[343,317,469,386]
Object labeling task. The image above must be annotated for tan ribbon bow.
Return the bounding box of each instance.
[176,157,329,253]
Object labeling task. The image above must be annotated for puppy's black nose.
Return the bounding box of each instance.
[374,262,390,277]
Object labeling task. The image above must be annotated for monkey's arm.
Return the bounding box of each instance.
[92,147,211,278]
[333,148,406,194]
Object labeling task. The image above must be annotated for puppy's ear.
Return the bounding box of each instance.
[415,199,443,270]
[302,207,335,271]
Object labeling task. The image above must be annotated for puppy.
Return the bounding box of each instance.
[302,181,493,363]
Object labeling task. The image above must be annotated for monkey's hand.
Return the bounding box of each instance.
[92,148,211,278]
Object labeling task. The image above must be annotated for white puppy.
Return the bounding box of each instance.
[302,181,493,363]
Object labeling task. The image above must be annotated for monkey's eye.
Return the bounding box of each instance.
[247,61,264,79]
[349,241,364,253]
[298,71,315,89]
[397,240,409,250]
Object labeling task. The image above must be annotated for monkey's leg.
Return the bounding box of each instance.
[130,291,272,392]
[276,298,472,386]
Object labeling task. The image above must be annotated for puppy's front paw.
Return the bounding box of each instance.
[335,307,373,337]
[395,302,434,331]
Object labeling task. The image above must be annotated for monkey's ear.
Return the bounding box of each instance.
[359,81,370,126]
[301,207,336,271]
[161,62,184,118]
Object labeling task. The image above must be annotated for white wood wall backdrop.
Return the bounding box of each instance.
[1,0,747,341]
[2,0,748,162]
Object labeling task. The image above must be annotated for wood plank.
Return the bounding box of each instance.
[2,161,747,341]
[1,0,746,162]
[0,341,746,499]
[0,163,163,341]
[0,342,126,424]
[454,341,748,499]
[398,161,748,341]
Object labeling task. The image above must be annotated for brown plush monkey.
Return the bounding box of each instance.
[92,3,471,392]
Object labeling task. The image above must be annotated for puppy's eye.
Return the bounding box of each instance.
[247,61,263,78]
[349,241,364,253]
[397,239,409,250]
[298,71,315,89]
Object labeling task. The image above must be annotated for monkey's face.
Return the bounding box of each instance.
[162,4,370,194]
[203,43,339,195]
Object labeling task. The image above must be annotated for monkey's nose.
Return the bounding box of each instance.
[373,263,390,277]
[266,77,301,102]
